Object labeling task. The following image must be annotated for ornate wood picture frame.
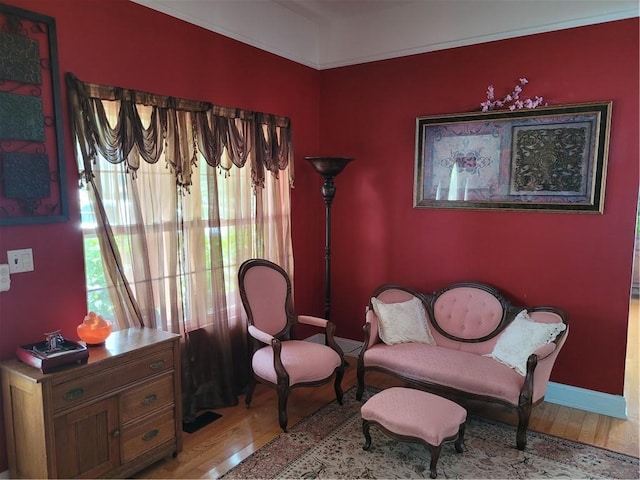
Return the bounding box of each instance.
[414,102,612,213]
[0,3,68,225]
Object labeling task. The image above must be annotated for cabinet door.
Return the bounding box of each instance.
[54,397,120,479]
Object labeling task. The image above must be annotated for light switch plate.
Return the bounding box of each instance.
[7,248,34,274]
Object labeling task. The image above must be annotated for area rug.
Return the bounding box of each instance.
[222,388,639,479]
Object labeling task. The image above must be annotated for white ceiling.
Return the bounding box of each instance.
[131,0,639,70]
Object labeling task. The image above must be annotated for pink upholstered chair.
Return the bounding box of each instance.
[238,258,345,431]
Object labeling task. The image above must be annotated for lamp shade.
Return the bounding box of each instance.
[305,157,354,177]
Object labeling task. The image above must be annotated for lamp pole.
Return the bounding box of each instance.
[305,157,354,321]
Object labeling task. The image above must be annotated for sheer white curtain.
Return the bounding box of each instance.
[68,73,294,419]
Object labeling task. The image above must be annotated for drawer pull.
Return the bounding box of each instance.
[142,429,159,442]
[112,429,120,438]
[141,394,158,406]
[63,388,85,401]
[149,360,166,370]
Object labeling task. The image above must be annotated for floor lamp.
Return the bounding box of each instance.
[305,156,354,324]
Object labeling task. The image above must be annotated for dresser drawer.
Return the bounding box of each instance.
[120,373,174,424]
[121,407,176,463]
[52,347,174,412]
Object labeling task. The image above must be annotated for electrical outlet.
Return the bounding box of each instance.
[7,249,34,274]
[0,264,9,292]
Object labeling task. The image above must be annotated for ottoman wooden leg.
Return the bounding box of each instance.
[454,423,466,453]
[362,419,373,450]
[428,444,442,479]
[428,422,465,479]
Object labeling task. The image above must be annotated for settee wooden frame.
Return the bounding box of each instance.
[356,282,569,450]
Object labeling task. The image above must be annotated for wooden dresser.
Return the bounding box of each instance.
[1,328,182,478]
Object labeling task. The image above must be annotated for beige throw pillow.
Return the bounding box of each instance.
[488,309,566,375]
[370,296,435,345]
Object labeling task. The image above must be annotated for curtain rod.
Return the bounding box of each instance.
[65,72,290,125]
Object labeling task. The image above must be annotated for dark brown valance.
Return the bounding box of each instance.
[66,73,294,189]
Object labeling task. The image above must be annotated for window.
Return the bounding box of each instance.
[77,101,293,333]
[68,73,294,414]
[80,189,114,319]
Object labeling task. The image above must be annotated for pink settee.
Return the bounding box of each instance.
[356,282,569,450]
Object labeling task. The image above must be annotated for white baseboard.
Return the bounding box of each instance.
[306,335,629,419]
[545,381,627,419]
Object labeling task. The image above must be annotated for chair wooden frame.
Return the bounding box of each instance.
[238,258,345,431]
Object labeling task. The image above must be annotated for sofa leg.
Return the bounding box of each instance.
[516,426,527,451]
[516,405,531,450]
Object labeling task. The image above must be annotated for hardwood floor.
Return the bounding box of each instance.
[138,301,639,478]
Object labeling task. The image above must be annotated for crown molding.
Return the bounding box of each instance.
[131,1,639,70]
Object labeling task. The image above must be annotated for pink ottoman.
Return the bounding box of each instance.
[361,387,466,479]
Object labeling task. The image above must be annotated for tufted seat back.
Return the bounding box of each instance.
[430,285,507,354]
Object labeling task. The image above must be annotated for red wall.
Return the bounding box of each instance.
[0,0,321,472]
[317,20,639,396]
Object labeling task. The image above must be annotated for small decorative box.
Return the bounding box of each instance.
[16,331,89,373]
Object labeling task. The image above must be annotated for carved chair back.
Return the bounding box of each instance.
[238,258,295,341]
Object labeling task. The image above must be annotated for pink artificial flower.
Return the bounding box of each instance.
[487,85,495,100]
[480,78,543,111]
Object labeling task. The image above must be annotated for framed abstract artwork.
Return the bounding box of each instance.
[0,3,68,225]
[413,102,612,213]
